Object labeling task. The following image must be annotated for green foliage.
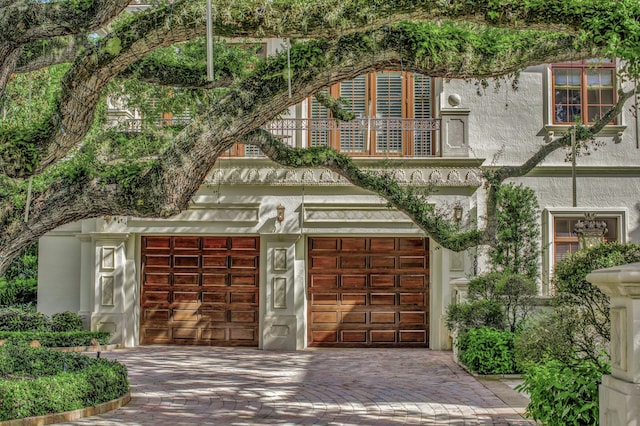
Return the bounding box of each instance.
[2,243,38,283]
[517,358,608,425]
[446,299,506,333]
[457,327,519,374]
[50,311,83,332]
[0,331,109,348]
[0,307,49,332]
[0,278,37,307]
[489,183,540,279]
[446,272,536,333]
[0,347,128,421]
[554,242,640,343]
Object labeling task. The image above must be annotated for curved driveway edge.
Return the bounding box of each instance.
[58,346,535,425]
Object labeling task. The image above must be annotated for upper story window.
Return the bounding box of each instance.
[552,59,616,125]
[308,72,436,157]
[553,216,619,265]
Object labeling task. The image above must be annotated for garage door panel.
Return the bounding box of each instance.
[173,309,198,321]
[230,274,257,286]
[370,238,396,251]
[141,236,259,346]
[308,237,428,347]
[143,309,170,322]
[312,330,338,343]
[399,293,425,305]
[311,275,339,289]
[201,328,226,340]
[370,275,395,288]
[342,330,367,343]
[200,309,226,322]
[312,311,338,324]
[342,293,367,305]
[371,330,397,343]
[341,238,367,252]
[370,256,396,269]
[341,275,367,288]
[341,312,367,324]
[202,274,226,286]
[399,311,426,325]
[230,310,257,323]
[174,237,200,250]
[202,255,227,268]
[310,238,339,251]
[312,293,338,305]
[371,293,395,305]
[202,291,226,304]
[144,237,172,250]
[399,330,426,343]
[144,273,171,285]
[370,312,396,324]
[174,273,199,285]
[341,256,367,269]
[145,255,171,268]
[399,256,426,269]
[400,275,425,288]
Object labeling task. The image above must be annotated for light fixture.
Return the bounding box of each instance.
[276,204,286,223]
[453,204,463,223]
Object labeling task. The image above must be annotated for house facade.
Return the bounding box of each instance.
[37,38,640,351]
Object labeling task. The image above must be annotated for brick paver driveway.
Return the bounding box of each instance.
[60,346,533,425]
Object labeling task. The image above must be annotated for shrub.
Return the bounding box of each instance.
[0,307,49,332]
[457,327,518,374]
[446,272,536,333]
[490,183,540,280]
[0,331,110,347]
[517,358,608,425]
[50,311,83,332]
[0,347,129,421]
[0,278,37,307]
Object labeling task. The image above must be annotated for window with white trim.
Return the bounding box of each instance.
[551,59,617,125]
[553,216,619,265]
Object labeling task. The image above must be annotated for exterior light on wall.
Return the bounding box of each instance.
[453,204,463,223]
[276,204,286,223]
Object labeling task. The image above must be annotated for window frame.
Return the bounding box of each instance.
[308,71,435,157]
[542,208,626,295]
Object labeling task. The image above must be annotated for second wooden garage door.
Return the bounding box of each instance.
[140,236,259,346]
[308,237,429,347]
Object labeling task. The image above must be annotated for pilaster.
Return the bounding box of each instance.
[587,262,640,425]
[260,234,303,350]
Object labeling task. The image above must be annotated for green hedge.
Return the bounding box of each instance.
[0,331,110,347]
[0,347,129,421]
[457,327,519,374]
[517,358,607,425]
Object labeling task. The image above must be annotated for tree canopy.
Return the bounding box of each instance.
[0,0,639,273]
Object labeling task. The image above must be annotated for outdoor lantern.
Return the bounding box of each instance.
[453,204,463,223]
[276,204,286,222]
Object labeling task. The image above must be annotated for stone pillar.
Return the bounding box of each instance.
[260,234,302,350]
[90,233,131,346]
[587,262,640,426]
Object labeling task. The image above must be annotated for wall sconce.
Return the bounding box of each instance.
[453,204,463,223]
[276,204,286,223]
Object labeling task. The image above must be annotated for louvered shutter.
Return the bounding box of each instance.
[338,75,367,153]
[375,72,403,154]
[413,74,433,156]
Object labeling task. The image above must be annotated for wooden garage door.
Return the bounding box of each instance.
[140,236,259,346]
[308,237,429,347]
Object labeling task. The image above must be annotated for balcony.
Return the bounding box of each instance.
[116,117,442,158]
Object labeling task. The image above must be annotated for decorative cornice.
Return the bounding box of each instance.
[205,164,484,188]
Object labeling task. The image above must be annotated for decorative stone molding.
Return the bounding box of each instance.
[127,203,260,226]
[204,166,484,188]
[303,203,414,225]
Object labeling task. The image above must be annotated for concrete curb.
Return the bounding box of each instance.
[0,392,131,426]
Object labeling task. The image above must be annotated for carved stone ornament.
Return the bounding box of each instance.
[574,212,608,250]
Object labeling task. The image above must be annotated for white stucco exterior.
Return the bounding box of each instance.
[37,56,640,351]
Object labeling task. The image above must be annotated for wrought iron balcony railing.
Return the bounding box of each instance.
[114,117,441,158]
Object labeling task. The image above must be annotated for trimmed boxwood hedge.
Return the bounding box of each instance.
[0,331,110,347]
[0,346,129,421]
